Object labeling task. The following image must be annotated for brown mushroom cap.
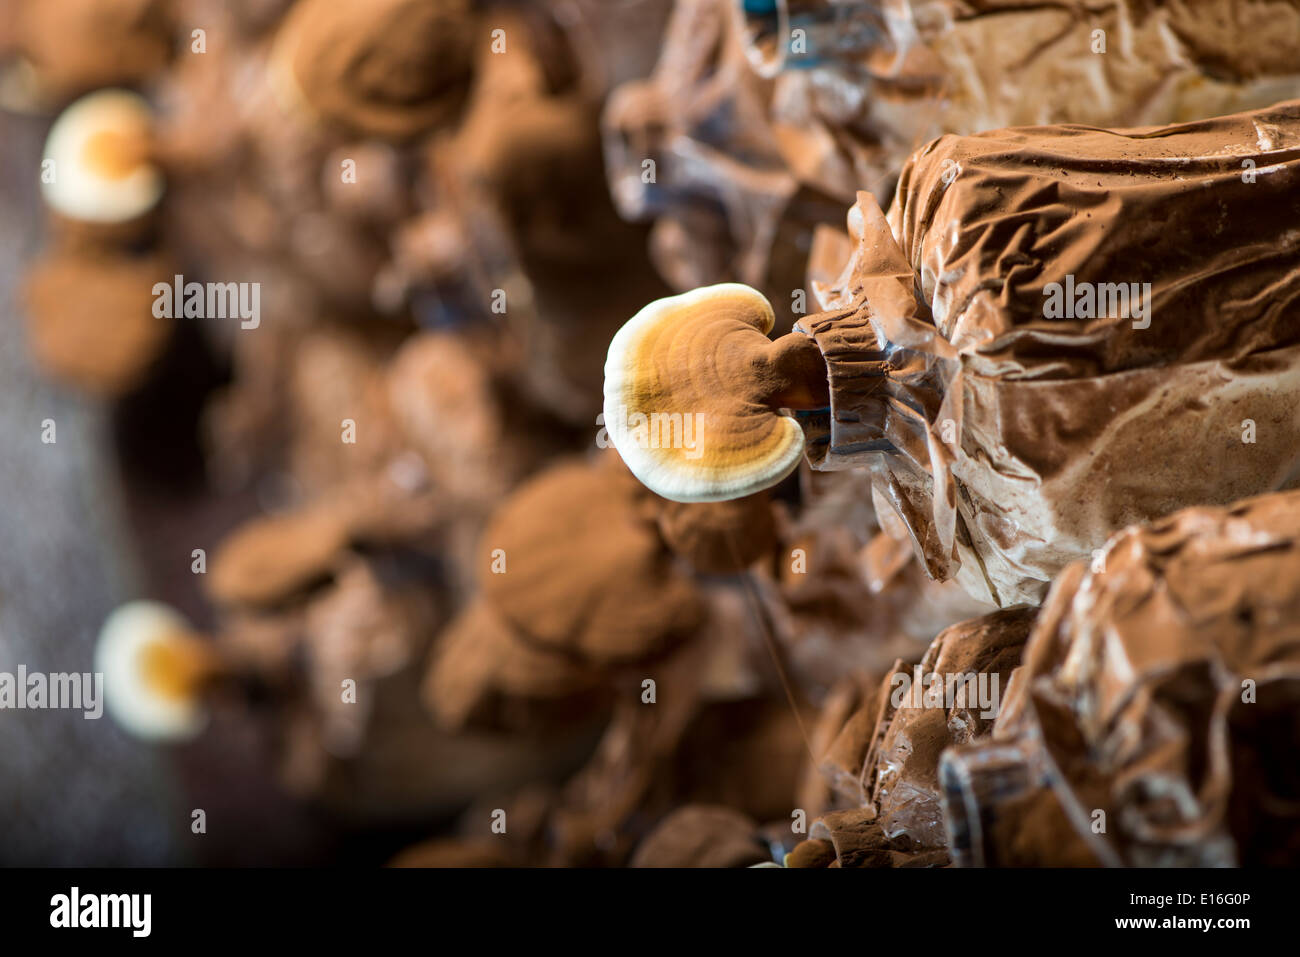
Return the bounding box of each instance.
[480,458,702,664]
[273,0,476,140]
[12,0,173,100]
[208,504,353,608]
[23,245,172,396]
[603,283,828,503]
[656,491,778,574]
[422,599,599,729]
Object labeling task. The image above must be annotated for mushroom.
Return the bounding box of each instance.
[208,502,354,609]
[655,492,778,574]
[478,457,703,665]
[269,0,476,141]
[603,283,828,504]
[22,245,173,396]
[95,601,224,742]
[421,598,600,731]
[40,88,163,228]
[4,0,173,104]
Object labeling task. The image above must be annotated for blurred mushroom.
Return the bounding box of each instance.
[4,0,173,104]
[604,283,828,503]
[655,491,777,574]
[421,598,600,731]
[269,0,476,141]
[478,457,703,665]
[208,501,354,609]
[385,331,516,507]
[95,600,224,742]
[40,88,164,232]
[22,244,173,396]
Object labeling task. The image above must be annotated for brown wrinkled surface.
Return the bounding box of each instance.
[739,0,1300,204]
[801,100,1300,605]
[279,0,475,140]
[809,607,1032,853]
[866,607,1034,847]
[809,806,949,868]
[480,458,702,664]
[946,488,1300,866]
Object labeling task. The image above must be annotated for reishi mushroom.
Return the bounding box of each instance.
[477,457,703,665]
[269,0,476,141]
[40,88,163,227]
[95,600,224,742]
[23,245,174,396]
[603,283,828,503]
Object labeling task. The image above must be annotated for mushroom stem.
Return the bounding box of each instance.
[751,332,829,410]
[140,628,226,702]
[83,126,153,180]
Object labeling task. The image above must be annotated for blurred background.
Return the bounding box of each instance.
[0,0,884,867]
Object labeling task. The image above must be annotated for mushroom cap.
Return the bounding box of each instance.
[656,492,778,574]
[95,601,209,742]
[272,0,475,140]
[13,0,173,100]
[23,246,172,395]
[480,458,702,664]
[40,89,163,224]
[422,599,598,729]
[603,283,805,503]
[208,505,352,608]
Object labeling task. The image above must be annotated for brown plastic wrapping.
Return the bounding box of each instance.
[806,607,1031,860]
[942,488,1300,867]
[738,0,1300,203]
[799,99,1300,605]
[605,0,1300,303]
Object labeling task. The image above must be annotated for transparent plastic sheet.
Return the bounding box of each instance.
[940,488,1300,867]
[812,607,1032,851]
[737,0,1300,206]
[602,0,801,292]
[798,100,1300,606]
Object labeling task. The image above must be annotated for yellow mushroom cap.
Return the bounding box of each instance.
[40,89,162,223]
[95,601,211,742]
[603,283,809,503]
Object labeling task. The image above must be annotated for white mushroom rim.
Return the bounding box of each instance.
[41,89,164,224]
[95,601,210,742]
[603,283,806,503]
